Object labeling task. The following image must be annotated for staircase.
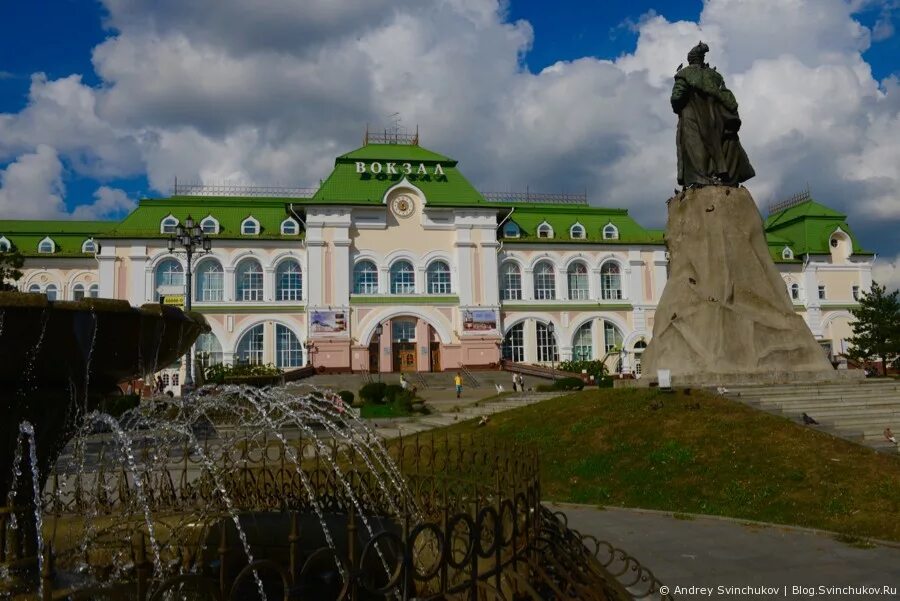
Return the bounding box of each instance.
[725,379,900,454]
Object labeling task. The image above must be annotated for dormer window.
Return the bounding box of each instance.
[241,216,260,236]
[38,237,55,254]
[281,217,299,235]
[537,222,553,239]
[602,223,619,240]
[0,236,10,252]
[570,223,586,239]
[782,246,793,260]
[502,222,520,238]
[160,215,178,234]
[82,239,97,253]
[200,216,219,234]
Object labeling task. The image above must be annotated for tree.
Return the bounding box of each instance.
[0,248,24,291]
[846,282,900,376]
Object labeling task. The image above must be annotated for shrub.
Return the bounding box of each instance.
[383,384,404,404]
[557,359,607,381]
[204,363,283,385]
[359,382,388,404]
[337,390,355,405]
[536,377,586,393]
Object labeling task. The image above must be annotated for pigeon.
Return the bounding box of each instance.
[802,413,819,425]
[716,386,729,395]
[478,415,490,426]
[495,384,505,394]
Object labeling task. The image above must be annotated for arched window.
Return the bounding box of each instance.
[276,324,303,368]
[81,239,96,253]
[790,282,800,301]
[570,224,586,239]
[501,262,522,300]
[567,261,589,300]
[353,260,378,294]
[602,224,619,240]
[502,222,520,238]
[426,260,451,294]
[235,258,263,301]
[38,237,55,254]
[502,323,524,362]
[0,237,10,252]
[537,222,553,239]
[536,322,558,363]
[72,283,85,301]
[572,322,593,361]
[236,324,265,365]
[280,218,299,235]
[782,247,794,260]
[392,319,416,342]
[160,215,178,234]
[88,284,99,298]
[276,260,303,300]
[533,261,556,300]
[600,262,622,300]
[200,216,219,234]
[390,260,415,294]
[195,332,223,369]
[241,217,260,236]
[603,321,623,352]
[45,284,58,301]
[155,259,184,300]
[196,259,224,301]
[28,284,41,294]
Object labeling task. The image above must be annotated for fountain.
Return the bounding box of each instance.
[0,291,671,600]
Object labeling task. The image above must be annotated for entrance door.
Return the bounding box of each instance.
[393,342,417,372]
[430,342,441,372]
[368,341,380,373]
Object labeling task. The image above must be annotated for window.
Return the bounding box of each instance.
[38,237,55,254]
[195,332,223,369]
[200,216,219,234]
[502,222,520,238]
[600,262,622,300]
[533,261,556,300]
[567,261,589,300]
[502,323,524,362]
[236,259,263,301]
[790,283,800,301]
[852,285,860,301]
[782,247,793,260]
[45,284,58,301]
[570,224,586,239]
[241,217,260,236]
[72,283,85,301]
[280,218,299,235]
[390,260,415,294]
[501,262,522,300]
[427,261,451,294]
[353,260,378,294]
[536,322,558,363]
[392,320,416,342]
[276,260,303,300]
[172,373,179,386]
[830,238,838,248]
[602,224,618,240]
[81,239,96,253]
[28,284,41,294]
[0,237,10,252]
[818,285,826,300]
[276,325,303,368]
[572,322,593,361]
[537,222,553,239]
[155,259,184,299]
[196,260,224,301]
[603,321,623,353]
[88,284,99,298]
[633,340,647,376]
[160,216,178,234]
[236,324,265,365]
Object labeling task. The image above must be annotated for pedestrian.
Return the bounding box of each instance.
[156,375,164,394]
[518,374,525,392]
[454,371,463,399]
[885,427,897,445]
[399,373,408,390]
[511,373,518,392]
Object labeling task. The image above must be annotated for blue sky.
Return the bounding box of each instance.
[0,0,899,279]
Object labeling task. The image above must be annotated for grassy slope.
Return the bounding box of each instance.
[433,388,900,541]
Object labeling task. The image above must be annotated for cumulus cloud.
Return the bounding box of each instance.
[71,186,137,220]
[0,0,897,257]
[0,146,67,219]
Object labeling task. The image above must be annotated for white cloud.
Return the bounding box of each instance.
[0,0,897,257]
[71,186,137,220]
[0,146,67,219]
[873,253,900,292]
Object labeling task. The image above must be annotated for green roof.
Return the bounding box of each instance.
[0,220,115,257]
[764,198,871,258]
[499,205,665,245]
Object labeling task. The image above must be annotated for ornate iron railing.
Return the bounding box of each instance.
[483,191,588,205]
[171,182,318,198]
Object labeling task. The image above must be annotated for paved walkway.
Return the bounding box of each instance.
[552,504,900,600]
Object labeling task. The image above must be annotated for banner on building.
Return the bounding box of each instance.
[310,310,347,334]
[462,309,497,332]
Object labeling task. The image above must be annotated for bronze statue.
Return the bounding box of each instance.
[672,42,755,187]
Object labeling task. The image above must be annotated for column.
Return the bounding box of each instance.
[523,318,537,363]
[379,318,393,373]
[306,240,326,305]
[480,241,500,305]
[263,267,275,302]
[129,248,148,305]
[455,241,475,305]
[415,319,431,372]
[223,267,235,302]
[523,268,534,301]
[98,247,117,298]
[333,239,351,305]
[628,250,645,302]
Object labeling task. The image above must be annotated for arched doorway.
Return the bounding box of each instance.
[392,319,418,372]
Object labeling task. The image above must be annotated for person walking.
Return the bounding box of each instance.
[511,373,518,392]
[454,372,463,399]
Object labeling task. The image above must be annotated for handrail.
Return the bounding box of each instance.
[458,363,481,388]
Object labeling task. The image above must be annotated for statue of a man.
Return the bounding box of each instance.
[672,42,755,187]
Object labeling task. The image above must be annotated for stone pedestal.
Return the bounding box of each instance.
[641,186,833,383]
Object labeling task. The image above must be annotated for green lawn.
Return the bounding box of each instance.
[431,387,900,541]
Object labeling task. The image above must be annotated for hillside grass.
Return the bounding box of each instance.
[431,387,900,541]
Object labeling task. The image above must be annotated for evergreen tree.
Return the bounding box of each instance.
[846,282,900,376]
[0,247,24,291]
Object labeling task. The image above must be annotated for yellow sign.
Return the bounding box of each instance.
[162,295,185,308]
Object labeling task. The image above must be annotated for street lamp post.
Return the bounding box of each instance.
[374,323,383,382]
[547,322,557,381]
[167,215,212,391]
